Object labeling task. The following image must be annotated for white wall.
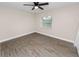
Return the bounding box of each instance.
[36,5,79,43]
[0,4,79,44]
[0,7,35,42]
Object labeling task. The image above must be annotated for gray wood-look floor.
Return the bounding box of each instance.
[0,33,78,57]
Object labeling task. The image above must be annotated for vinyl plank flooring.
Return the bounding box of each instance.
[0,33,78,57]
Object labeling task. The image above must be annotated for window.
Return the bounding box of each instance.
[42,16,52,28]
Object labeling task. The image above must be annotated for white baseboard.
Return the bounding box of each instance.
[0,31,35,43]
[36,31,74,43]
[0,31,74,44]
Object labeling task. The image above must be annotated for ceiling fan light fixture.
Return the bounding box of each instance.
[24,2,49,10]
[35,6,38,9]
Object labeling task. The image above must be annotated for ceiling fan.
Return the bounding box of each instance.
[23,2,49,10]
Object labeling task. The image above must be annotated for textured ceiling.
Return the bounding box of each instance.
[0,2,79,13]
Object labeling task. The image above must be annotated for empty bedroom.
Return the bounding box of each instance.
[0,1,79,57]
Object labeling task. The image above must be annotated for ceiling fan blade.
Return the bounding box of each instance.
[24,4,34,6]
[32,7,35,10]
[39,3,49,6]
[38,6,44,10]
